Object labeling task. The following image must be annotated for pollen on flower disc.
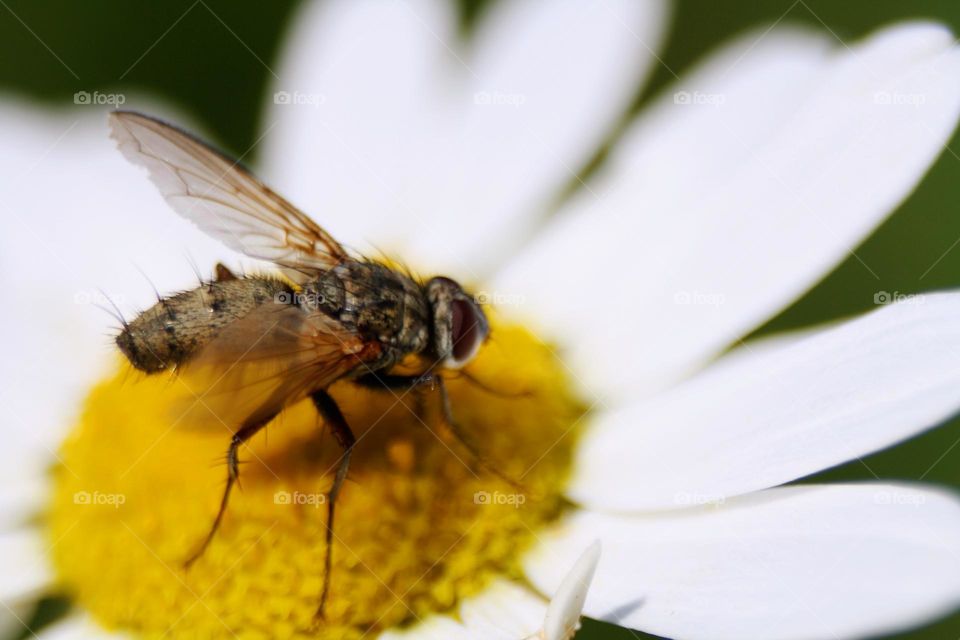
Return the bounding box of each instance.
[47,321,585,639]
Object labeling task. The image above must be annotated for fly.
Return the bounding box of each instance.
[108,110,496,618]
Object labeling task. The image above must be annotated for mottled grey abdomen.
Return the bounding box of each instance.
[116,277,293,373]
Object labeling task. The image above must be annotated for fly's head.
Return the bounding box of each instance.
[424,277,489,369]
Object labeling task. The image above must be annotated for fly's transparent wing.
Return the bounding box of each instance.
[173,302,383,431]
[109,110,349,282]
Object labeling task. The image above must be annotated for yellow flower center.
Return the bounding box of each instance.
[47,321,584,638]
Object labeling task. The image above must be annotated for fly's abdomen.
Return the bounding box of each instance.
[116,278,293,373]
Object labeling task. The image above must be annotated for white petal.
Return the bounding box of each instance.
[378,616,469,640]
[570,293,960,510]
[0,100,227,475]
[458,578,549,639]
[378,579,546,639]
[526,484,960,640]
[38,614,129,639]
[541,541,601,640]
[380,546,602,640]
[0,528,51,605]
[407,0,668,275]
[0,100,226,640]
[261,0,456,263]
[495,23,960,399]
[0,475,46,531]
[263,0,666,277]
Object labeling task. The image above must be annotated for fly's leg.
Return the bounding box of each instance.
[354,371,434,423]
[353,373,522,490]
[434,375,524,492]
[311,389,356,620]
[354,371,436,391]
[183,412,275,568]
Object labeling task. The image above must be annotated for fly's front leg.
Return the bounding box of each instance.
[353,371,435,424]
[184,411,275,568]
[311,389,356,620]
[353,371,436,391]
[354,372,523,490]
[434,375,524,491]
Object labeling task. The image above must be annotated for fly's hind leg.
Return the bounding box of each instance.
[183,412,275,568]
[311,389,356,620]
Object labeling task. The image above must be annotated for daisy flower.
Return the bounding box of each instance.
[4,1,960,639]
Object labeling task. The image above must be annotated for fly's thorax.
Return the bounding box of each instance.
[305,261,430,358]
[116,277,294,373]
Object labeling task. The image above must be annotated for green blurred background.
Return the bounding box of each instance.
[3,1,960,638]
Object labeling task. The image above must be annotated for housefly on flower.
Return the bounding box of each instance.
[107,110,500,617]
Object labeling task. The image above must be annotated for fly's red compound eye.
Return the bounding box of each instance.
[425,276,489,369]
[451,298,484,363]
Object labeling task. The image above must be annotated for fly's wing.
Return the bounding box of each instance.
[172,302,382,431]
[108,110,349,283]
